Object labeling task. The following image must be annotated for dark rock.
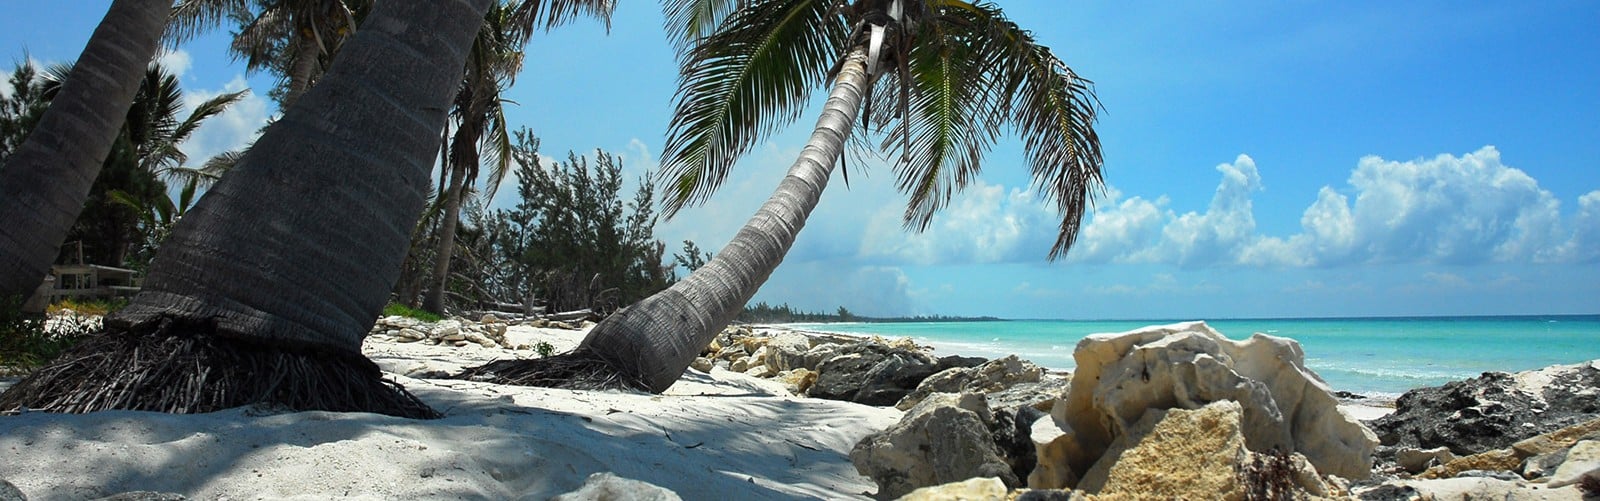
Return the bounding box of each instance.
[808,342,939,406]
[850,393,1017,498]
[935,355,988,371]
[1368,362,1600,456]
[991,405,1044,486]
[1455,470,1523,481]
[1335,390,1367,400]
[1355,483,1422,501]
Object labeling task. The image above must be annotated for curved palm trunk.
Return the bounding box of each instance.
[0,0,493,417]
[281,31,323,109]
[582,49,871,392]
[422,78,491,314]
[0,0,167,300]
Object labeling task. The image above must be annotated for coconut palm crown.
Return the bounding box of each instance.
[661,0,1103,259]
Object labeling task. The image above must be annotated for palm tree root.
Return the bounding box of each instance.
[453,348,647,391]
[0,315,439,419]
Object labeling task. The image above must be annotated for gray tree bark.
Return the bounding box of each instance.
[0,0,168,300]
[109,0,493,354]
[579,48,872,392]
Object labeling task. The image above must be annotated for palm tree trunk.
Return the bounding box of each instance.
[0,0,167,301]
[580,48,872,392]
[282,27,322,109]
[422,160,467,313]
[422,77,491,314]
[0,0,494,417]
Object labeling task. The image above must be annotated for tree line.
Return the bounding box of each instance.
[0,0,1103,418]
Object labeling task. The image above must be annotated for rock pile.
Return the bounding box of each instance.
[366,313,586,351]
[1370,360,1600,459]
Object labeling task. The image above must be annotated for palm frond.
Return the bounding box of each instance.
[877,14,1004,231]
[658,0,847,216]
[171,89,249,146]
[508,0,617,40]
[942,0,1104,260]
[165,0,251,47]
[661,0,748,54]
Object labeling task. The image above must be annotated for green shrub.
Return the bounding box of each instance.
[1,296,97,374]
[382,302,442,323]
[534,341,555,358]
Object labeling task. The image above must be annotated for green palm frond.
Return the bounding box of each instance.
[661,0,748,53]
[166,0,251,46]
[171,89,248,147]
[876,11,1005,231]
[231,8,295,73]
[659,0,848,216]
[508,0,617,40]
[479,96,514,202]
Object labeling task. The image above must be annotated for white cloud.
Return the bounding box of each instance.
[1550,190,1600,263]
[1249,146,1579,266]
[859,179,1056,265]
[180,74,271,167]
[754,263,916,316]
[1137,155,1262,267]
[1069,187,1168,264]
[156,49,192,78]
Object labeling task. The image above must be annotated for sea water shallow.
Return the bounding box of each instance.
[786,315,1600,397]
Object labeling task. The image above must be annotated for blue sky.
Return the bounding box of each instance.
[3,2,1597,319]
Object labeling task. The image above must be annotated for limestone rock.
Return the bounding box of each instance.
[1360,477,1580,501]
[851,393,1017,499]
[896,355,1045,411]
[1370,360,1600,456]
[810,342,940,406]
[1396,447,1457,474]
[550,472,682,501]
[480,313,501,324]
[1079,400,1251,497]
[894,477,1008,501]
[689,357,714,373]
[1419,448,1521,479]
[775,368,818,395]
[1049,321,1377,481]
[434,319,462,338]
[1028,417,1080,489]
[1548,440,1600,488]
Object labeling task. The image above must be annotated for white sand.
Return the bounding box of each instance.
[0,326,902,500]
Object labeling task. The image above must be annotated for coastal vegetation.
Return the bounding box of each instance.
[738,301,1002,324]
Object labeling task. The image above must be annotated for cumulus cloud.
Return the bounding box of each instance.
[754,263,916,316]
[859,179,1056,265]
[1079,146,1597,268]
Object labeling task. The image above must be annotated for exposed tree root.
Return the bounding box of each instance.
[453,348,647,391]
[0,315,438,419]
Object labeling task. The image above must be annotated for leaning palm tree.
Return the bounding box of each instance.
[0,0,169,303]
[0,0,496,418]
[421,1,533,314]
[465,0,1103,392]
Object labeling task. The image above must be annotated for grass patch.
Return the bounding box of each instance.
[47,297,127,317]
[383,302,442,323]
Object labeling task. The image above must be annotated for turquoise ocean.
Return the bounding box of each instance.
[787,315,1600,398]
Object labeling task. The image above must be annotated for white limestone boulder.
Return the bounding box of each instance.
[1045,321,1377,483]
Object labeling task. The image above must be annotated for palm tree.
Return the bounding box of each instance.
[466,0,1103,392]
[41,62,247,268]
[0,0,497,418]
[421,2,530,314]
[168,0,372,108]
[0,0,169,303]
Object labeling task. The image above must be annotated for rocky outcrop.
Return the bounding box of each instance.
[851,393,1019,498]
[809,342,945,406]
[1369,360,1600,457]
[893,477,1009,501]
[895,355,1061,412]
[368,315,521,350]
[1040,322,1378,485]
[1366,417,1600,499]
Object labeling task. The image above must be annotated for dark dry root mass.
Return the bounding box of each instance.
[0,316,438,419]
[453,348,647,391]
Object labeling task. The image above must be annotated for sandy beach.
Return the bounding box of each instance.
[0,324,901,500]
